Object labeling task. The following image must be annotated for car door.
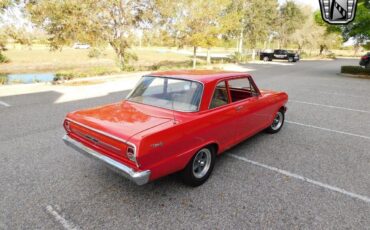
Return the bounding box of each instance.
[273,50,282,59]
[227,77,265,143]
[281,50,288,59]
[203,80,240,150]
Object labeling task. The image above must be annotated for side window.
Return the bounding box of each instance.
[210,81,229,109]
[228,78,257,102]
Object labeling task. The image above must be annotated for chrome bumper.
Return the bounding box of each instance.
[63,135,151,185]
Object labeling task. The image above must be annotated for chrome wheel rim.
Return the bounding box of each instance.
[271,111,283,130]
[192,148,212,179]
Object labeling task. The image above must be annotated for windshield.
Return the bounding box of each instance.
[127,76,203,112]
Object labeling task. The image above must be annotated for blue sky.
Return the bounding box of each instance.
[278,0,319,9]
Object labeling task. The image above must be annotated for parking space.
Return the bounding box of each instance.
[0,100,10,107]
[1,59,370,229]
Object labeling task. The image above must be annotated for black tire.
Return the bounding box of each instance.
[181,146,216,187]
[263,56,269,62]
[288,57,294,62]
[265,109,285,134]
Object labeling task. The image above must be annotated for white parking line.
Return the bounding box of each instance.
[0,101,10,107]
[46,205,80,230]
[289,100,370,114]
[286,121,370,140]
[229,154,370,204]
[318,91,370,100]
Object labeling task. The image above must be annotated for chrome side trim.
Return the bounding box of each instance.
[72,128,121,153]
[65,118,134,146]
[63,135,150,185]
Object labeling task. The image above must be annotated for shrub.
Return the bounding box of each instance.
[0,74,8,85]
[326,53,336,59]
[88,48,102,58]
[0,52,10,63]
[341,66,370,76]
[121,65,136,72]
[54,67,121,81]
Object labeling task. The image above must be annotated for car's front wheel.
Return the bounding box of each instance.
[265,109,285,134]
[181,146,216,187]
[263,56,269,62]
[288,57,294,62]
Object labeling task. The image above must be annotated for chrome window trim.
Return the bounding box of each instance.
[207,75,258,110]
[226,76,260,103]
[208,80,230,110]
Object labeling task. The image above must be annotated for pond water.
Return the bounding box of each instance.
[1,73,55,84]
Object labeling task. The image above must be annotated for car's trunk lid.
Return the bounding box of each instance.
[65,101,172,166]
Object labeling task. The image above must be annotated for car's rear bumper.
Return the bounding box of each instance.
[63,134,151,185]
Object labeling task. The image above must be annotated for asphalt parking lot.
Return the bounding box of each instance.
[1,59,370,229]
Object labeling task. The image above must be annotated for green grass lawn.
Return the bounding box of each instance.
[0,45,195,74]
[1,44,365,75]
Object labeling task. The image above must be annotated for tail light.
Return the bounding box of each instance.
[362,56,369,60]
[64,120,71,133]
[126,146,137,163]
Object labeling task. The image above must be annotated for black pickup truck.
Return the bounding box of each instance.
[260,49,300,62]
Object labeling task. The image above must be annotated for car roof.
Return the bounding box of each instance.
[148,70,251,84]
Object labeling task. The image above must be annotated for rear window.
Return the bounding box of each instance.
[127,76,203,112]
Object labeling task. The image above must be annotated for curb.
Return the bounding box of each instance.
[337,73,370,79]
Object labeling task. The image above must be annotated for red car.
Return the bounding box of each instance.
[63,70,288,186]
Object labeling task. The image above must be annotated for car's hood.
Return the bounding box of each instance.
[66,101,172,141]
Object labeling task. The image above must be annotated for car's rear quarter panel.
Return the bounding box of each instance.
[132,118,212,181]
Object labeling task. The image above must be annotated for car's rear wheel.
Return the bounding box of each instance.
[263,56,269,62]
[288,57,294,62]
[265,109,285,134]
[181,146,216,187]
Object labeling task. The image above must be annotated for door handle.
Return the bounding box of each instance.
[235,105,244,111]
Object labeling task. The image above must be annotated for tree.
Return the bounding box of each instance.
[314,0,369,51]
[244,0,279,51]
[0,32,8,63]
[4,26,33,47]
[342,0,370,48]
[224,0,279,55]
[291,6,342,54]
[0,0,15,62]
[0,0,14,9]
[27,0,160,70]
[290,6,313,51]
[163,0,230,68]
[276,0,305,48]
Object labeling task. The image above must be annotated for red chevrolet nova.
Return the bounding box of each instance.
[63,70,288,186]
